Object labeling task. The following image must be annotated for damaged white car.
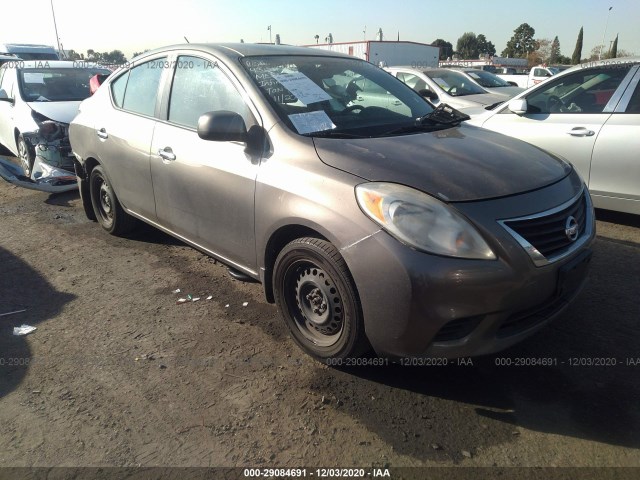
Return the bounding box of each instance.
[0,60,110,191]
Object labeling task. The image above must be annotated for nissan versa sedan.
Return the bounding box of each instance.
[70,44,595,361]
[469,58,640,215]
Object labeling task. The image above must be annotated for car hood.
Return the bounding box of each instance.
[485,86,525,97]
[451,92,504,107]
[27,101,82,124]
[313,125,572,202]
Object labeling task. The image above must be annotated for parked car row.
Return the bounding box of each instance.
[1,43,636,363]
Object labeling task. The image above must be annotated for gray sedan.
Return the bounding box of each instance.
[470,58,640,215]
[70,44,594,361]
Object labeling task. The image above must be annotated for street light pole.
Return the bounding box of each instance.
[50,0,63,58]
[599,6,613,60]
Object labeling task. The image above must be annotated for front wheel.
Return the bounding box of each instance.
[273,237,369,361]
[89,165,136,235]
[17,134,34,177]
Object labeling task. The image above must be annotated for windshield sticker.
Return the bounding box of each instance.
[468,72,481,79]
[432,78,450,90]
[23,73,45,84]
[271,72,332,106]
[288,111,336,134]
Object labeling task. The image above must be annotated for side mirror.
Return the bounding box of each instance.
[0,89,14,104]
[508,98,528,115]
[197,111,247,142]
[507,81,518,87]
[418,89,438,101]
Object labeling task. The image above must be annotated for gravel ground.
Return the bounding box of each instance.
[0,150,639,478]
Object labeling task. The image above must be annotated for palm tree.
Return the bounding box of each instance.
[314,35,319,44]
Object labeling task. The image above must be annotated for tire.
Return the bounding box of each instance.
[17,134,34,178]
[273,237,369,361]
[89,165,136,235]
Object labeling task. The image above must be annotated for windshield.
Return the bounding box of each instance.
[463,69,512,88]
[241,55,434,137]
[424,70,488,96]
[18,67,110,102]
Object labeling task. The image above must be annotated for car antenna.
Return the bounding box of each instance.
[184,36,190,43]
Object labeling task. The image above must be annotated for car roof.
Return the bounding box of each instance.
[133,43,353,63]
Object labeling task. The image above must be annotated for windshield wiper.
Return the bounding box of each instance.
[417,104,470,126]
[305,130,367,139]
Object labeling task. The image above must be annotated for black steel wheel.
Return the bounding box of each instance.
[89,165,136,235]
[273,237,369,361]
[17,134,34,178]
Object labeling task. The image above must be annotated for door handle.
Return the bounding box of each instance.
[158,148,176,162]
[96,128,108,139]
[392,100,402,106]
[566,127,594,137]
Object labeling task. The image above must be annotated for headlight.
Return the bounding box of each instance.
[355,182,496,260]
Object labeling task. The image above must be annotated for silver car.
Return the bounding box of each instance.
[470,58,640,215]
[385,66,506,112]
[70,44,595,361]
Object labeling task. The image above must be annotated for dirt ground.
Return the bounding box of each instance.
[1,151,639,476]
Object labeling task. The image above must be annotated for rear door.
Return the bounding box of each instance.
[96,56,167,220]
[150,54,262,271]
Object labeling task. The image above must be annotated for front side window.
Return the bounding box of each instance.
[396,72,429,92]
[168,56,253,129]
[464,70,511,88]
[120,58,165,116]
[626,82,640,113]
[241,55,432,137]
[526,66,632,114]
[18,67,110,102]
[424,70,487,96]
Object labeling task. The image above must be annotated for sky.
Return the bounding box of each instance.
[3,0,639,60]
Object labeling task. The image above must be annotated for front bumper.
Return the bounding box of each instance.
[341,175,595,359]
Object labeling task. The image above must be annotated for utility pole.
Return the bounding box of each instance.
[50,0,63,58]
[599,6,613,60]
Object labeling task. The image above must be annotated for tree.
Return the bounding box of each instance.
[610,34,618,58]
[549,36,561,64]
[530,38,552,66]
[102,50,127,64]
[476,34,496,57]
[502,23,537,58]
[456,32,479,59]
[66,49,82,60]
[571,27,583,65]
[432,38,454,60]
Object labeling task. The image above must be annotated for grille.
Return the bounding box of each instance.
[502,191,587,261]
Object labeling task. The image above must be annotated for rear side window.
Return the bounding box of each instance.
[168,56,253,129]
[112,58,165,117]
[110,71,129,108]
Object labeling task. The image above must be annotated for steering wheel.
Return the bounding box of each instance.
[547,95,565,113]
[346,80,362,100]
[343,105,365,113]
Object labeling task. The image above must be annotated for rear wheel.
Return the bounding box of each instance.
[273,237,369,361]
[89,165,136,235]
[17,134,34,177]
